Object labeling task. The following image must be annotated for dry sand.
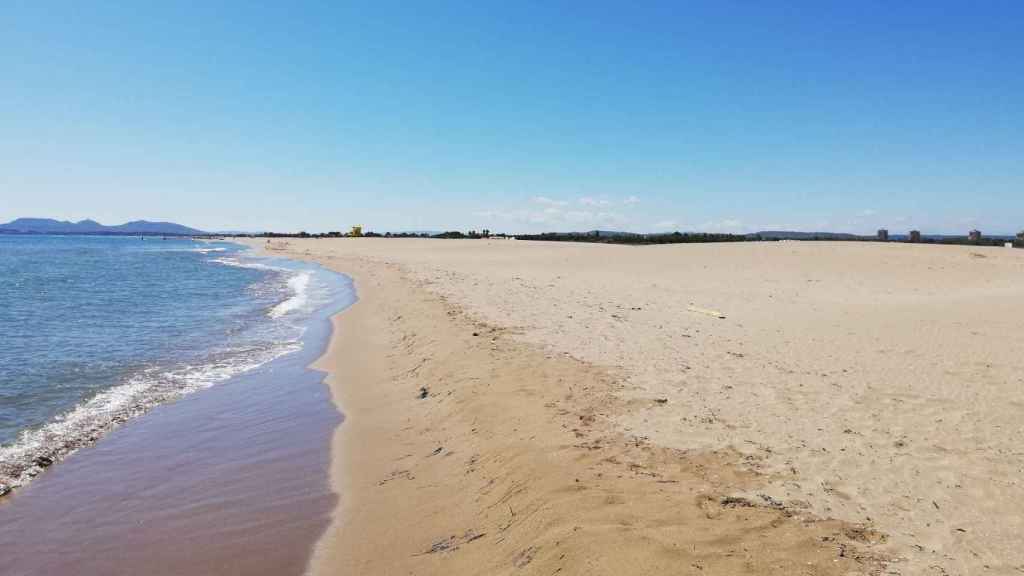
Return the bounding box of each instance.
[247,238,1024,575]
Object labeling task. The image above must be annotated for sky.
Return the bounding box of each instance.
[2,2,1022,234]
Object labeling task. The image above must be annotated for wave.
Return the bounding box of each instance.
[0,341,300,490]
[147,247,228,254]
[268,272,311,318]
[0,246,339,493]
[211,256,286,271]
[211,256,318,320]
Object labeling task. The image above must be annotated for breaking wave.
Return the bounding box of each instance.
[0,341,300,489]
[0,243,339,493]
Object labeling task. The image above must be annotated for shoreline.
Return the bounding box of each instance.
[0,242,354,576]
[254,240,889,575]
[0,239,300,495]
[6,237,1017,574]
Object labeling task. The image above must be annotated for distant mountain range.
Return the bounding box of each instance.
[0,218,206,236]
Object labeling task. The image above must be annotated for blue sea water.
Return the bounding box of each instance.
[0,235,345,489]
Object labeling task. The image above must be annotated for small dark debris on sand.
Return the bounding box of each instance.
[420,530,486,555]
[378,469,415,486]
[418,386,429,399]
[720,496,756,508]
[512,545,540,568]
[758,493,785,509]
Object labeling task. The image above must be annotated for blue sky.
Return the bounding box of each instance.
[2,2,1022,234]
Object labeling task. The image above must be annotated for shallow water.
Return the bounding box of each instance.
[0,236,355,574]
[0,235,340,489]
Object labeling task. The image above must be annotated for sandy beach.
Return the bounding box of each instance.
[241,238,1024,575]
[7,3,1021,574]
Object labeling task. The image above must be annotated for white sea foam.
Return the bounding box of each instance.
[268,272,311,318]
[0,247,339,493]
[216,255,323,317]
[212,256,287,272]
[211,256,316,318]
[0,340,301,489]
[151,247,228,254]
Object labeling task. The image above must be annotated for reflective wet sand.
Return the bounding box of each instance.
[0,276,352,576]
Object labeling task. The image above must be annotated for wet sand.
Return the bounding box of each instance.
[0,270,354,576]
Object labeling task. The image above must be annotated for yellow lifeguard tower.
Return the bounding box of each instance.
[349,225,363,237]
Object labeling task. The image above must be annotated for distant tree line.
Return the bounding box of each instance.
[251,230,496,239]
[240,229,1023,248]
[914,236,1021,247]
[254,231,430,239]
[514,231,749,244]
[431,229,499,239]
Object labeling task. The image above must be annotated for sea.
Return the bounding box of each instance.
[0,234,350,490]
[0,234,357,575]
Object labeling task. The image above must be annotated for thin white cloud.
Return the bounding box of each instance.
[473,195,643,231]
[578,196,639,207]
[531,196,568,206]
[579,197,610,207]
[475,206,625,228]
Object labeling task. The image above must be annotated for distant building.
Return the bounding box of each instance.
[349,225,363,237]
[968,229,982,242]
[909,230,921,243]
[877,229,889,241]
